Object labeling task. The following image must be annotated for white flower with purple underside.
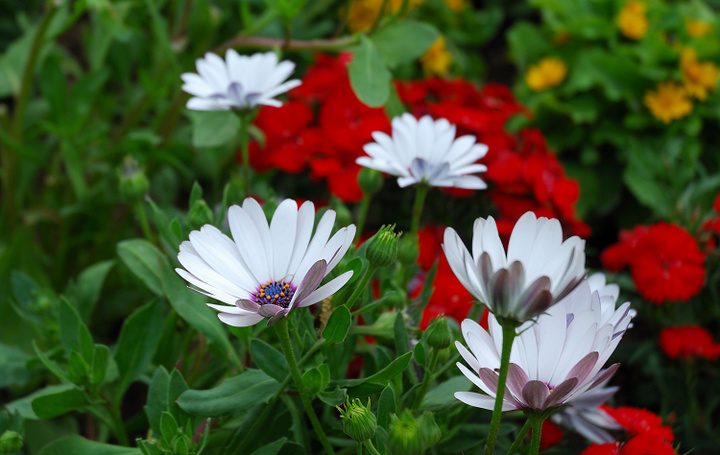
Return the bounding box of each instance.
[454,279,634,415]
[356,114,489,189]
[181,50,301,111]
[443,211,586,322]
[176,198,355,326]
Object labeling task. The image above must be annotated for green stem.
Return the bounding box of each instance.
[410,184,429,236]
[344,264,378,310]
[483,320,518,455]
[506,419,531,455]
[134,201,153,242]
[363,440,381,455]
[275,318,336,455]
[528,415,544,455]
[412,347,439,408]
[355,193,372,243]
[238,113,251,197]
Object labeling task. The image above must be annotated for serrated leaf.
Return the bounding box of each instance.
[348,35,392,108]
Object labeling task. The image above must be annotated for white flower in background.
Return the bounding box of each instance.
[176,198,355,326]
[454,280,634,414]
[551,384,622,444]
[356,114,489,189]
[443,211,585,322]
[181,50,301,111]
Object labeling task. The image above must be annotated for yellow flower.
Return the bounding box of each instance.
[680,48,719,101]
[686,19,712,37]
[643,82,693,123]
[420,36,452,75]
[346,0,424,32]
[617,1,649,40]
[444,0,465,12]
[525,57,568,91]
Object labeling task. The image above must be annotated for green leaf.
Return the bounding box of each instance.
[144,367,170,437]
[302,368,323,395]
[189,181,203,207]
[370,21,439,68]
[322,305,351,343]
[348,35,392,108]
[421,376,472,409]
[249,339,289,383]
[5,384,76,419]
[31,387,90,419]
[317,386,348,407]
[413,341,426,368]
[377,385,396,429]
[160,411,179,441]
[249,437,287,455]
[114,300,164,400]
[90,344,110,385]
[0,342,37,388]
[117,239,167,296]
[38,436,141,455]
[177,369,281,417]
[58,297,94,362]
[393,311,410,355]
[506,22,551,68]
[191,110,240,148]
[33,340,70,383]
[66,260,115,322]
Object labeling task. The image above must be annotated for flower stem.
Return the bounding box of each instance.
[410,184,429,236]
[275,318,336,455]
[483,319,518,455]
[355,193,372,244]
[363,439,381,455]
[506,419,531,455]
[412,347,439,408]
[238,113,251,197]
[527,415,544,455]
[344,264,378,310]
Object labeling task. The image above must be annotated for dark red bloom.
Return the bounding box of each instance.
[714,191,720,214]
[579,434,676,455]
[538,420,564,451]
[579,442,620,455]
[660,325,720,360]
[600,406,674,443]
[601,223,705,304]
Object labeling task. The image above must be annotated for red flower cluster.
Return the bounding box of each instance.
[581,407,676,455]
[601,223,706,304]
[700,191,720,250]
[398,78,590,238]
[660,325,720,360]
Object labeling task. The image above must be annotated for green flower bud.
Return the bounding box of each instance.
[387,410,425,455]
[358,168,383,195]
[118,156,149,201]
[0,430,23,453]
[425,315,452,350]
[397,233,419,265]
[365,225,402,268]
[188,199,214,228]
[337,398,377,441]
[417,411,442,449]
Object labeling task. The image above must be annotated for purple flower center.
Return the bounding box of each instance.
[253,280,296,308]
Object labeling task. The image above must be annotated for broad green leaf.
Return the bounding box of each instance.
[370,21,439,68]
[190,111,240,148]
[38,436,141,455]
[301,368,323,395]
[393,311,410,355]
[338,351,413,391]
[377,385,396,429]
[5,384,76,419]
[114,300,164,400]
[506,22,551,68]
[117,239,167,296]
[33,340,70,383]
[31,387,90,419]
[58,297,94,362]
[249,437,287,455]
[249,339,289,382]
[160,411,179,441]
[177,369,280,417]
[144,367,170,437]
[348,35,392,108]
[90,344,110,385]
[0,343,37,388]
[317,386,348,407]
[66,260,115,322]
[322,305,351,343]
[421,376,472,409]
[10,271,47,325]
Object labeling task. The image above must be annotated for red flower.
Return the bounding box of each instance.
[579,435,676,455]
[714,191,720,214]
[600,406,674,443]
[580,442,620,455]
[660,325,720,360]
[536,420,564,451]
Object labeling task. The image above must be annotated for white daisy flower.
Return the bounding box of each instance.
[176,198,355,326]
[551,385,622,444]
[356,114,489,189]
[454,279,634,415]
[181,50,301,111]
[443,211,586,322]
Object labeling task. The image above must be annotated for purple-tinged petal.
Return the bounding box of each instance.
[237,299,260,312]
[542,377,578,409]
[478,368,499,395]
[522,381,550,410]
[266,310,289,326]
[257,303,284,318]
[506,363,531,399]
[292,260,327,307]
[587,364,620,390]
[566,351,599,385]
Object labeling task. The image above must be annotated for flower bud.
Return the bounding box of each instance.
[417,411,442,449]
[0,430,23,453]
[188,199,214,228]
[358,168,383,195]
[425,315,452,350]
[365,225,401,268]
[387,410,425,455]
[118,156,149,201]
[397,233,419,265]
[337,398,377,441]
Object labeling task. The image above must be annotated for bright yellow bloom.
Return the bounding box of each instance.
[444,0,465,12]
[686,19,712,37]
[680,48,719,101]
[420,36,452,75]
[644,82,693,123]
[617,1,649,40]
[347,0,424,32]
[525,57,568,91]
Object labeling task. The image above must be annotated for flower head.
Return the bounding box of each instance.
[443,211,586,322]
[643,82,693,123]
[680,47,719,101]
[176,198,355,326]
[686,18,712,37]
[660,325,720,360]
[357,114,489,189]
[346,0,423,32]
[525,57,568,91]
[617,1,649,40]
[181,50,301,111]
[454,280,633,414]
[420,36,453,76]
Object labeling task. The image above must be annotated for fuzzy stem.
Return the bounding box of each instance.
[483,320,518,455]
[355,193,372,244]
[344,264,378,310]
[275,318,336,455]
[506,419,532,455]
[363,440,381,455]
[528,415,544,455]
[238,113,251,197]
[410,184,428,235]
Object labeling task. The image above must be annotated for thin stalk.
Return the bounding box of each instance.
[528,415,544,455]
[506,419,531,455]
[410,184,429,235]
[134,201,153,242]
[355,193,372,243]
[363,440,381,455]
[238,113,251,197]
[344,264,378,310]
[412,347,439,408]
[275,318,336,455]
[483,320,518,455]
